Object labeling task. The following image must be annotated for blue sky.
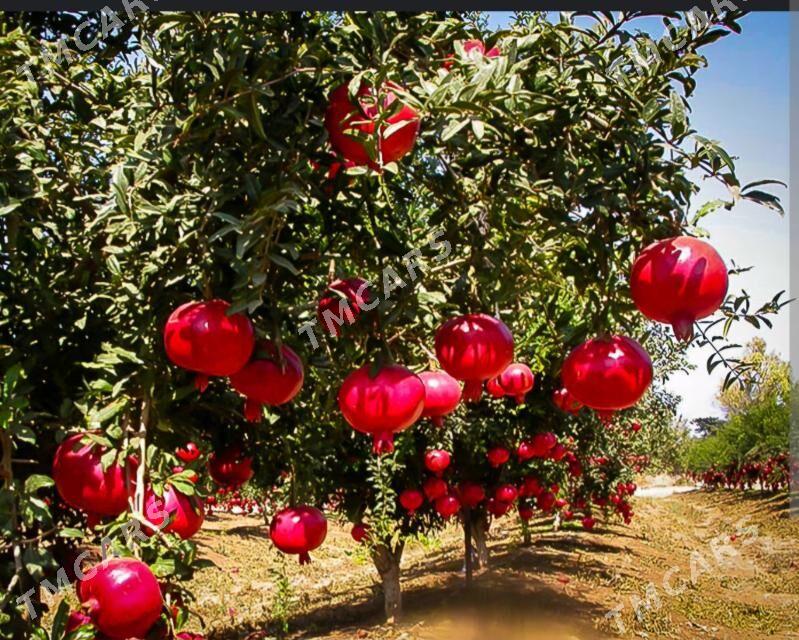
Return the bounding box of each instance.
[487,12,791,422]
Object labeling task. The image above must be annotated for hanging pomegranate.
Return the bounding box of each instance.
[561,335,653,413]
[536,491,556,513]
[229,341,304,421]
[498,363,535,403]
[351,523,370,543]
[581,516,596,531]
[208,446,253,487]
[324,82,420,169]
[418,370,462,427]
[52,433,136,525]
[423,476,448,502]
[486,446,510,468]
[143,484,204,540]
[163,299,255,392]
[435,494,461,519]
[517,440,535,462]
[550,443,568,462]
[486,376,506,398]
[399,488,424,515]
[518,505,534,521]
[317,278,375,337]
[435,314,514,402]
[494,484,519,504]
[175,442,200,463]
[486,498,511,517]
[424,449,452,476]
[552,387,583,415]
[630,236,729,341]
[269,505,328,564]
[457,482,485,509]
[76,558,162,640]
[531,432,557,458]
[338,364,426,454]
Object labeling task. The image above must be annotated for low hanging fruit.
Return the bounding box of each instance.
[561,335,653,414]
[317,278,375,337]
[399,488,424,515]
[208,446,254,487]
[457,482,485,509]
[435,494,461,519]
[144,484,205,540]
[435,313,514,402]
[164,300,255,392]
[530,432,557,458]
[229,341,304,421]
[486,498,511,517]
[518,505,534,521]
[553,387,583,415]
[52,433,137,526]
[175,442,200,463]
[418,370,462,427]
[351,523,370,543]
[76,558,162,640]
[338,364,426,454]
[536,491,556,513]
[498,363,535,404]
[324,82,420,169]
[494,484,519,504]
[269,505,328,564]
[630,236,729,342]
[486,445,510,468]
[423,476,449,502]
[424,449,452,476]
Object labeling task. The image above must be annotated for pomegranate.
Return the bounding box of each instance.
[424,449,452,476]
[351,523,370,543]
[338,364,425,454]
[550,443,568,462]
[144,484,204,540]
[561,335,653,412]
[494,484,519,504]
[581,516,596,531]
[229,341,304,421]
[486,376,506,398]
[486,498,511,517]
[531,432,557,458]
[498,363,535,403]
[317,278,375,337]
[631,422,642,433]
[399,488,424,515]
[163,300,255,391]
[77,558,162,639]
[517,440,536,462]
[52,433,136,523]
[518,505,534,521]
[435,313,514,402]
[66,611,92,633]
[269,505,328,564]
[486,446,510,468]
[418,370,462,427]
[536,491,556,513]
[521,476,544,498]
[208,446,253,487]
[324,82,420,168]
[435,494,461,519]
[175,442,200,463]
[423,476,448,502]
[630,236,729,341]
[457,482,485,509]
[552,387,583,415]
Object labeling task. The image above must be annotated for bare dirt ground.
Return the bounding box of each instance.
[186,490,799,640]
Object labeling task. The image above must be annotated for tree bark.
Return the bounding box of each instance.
[522,520,532,546]
[371,542,404,622]
[470,511,489,570]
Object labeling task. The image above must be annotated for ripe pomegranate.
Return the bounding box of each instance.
[486,498,511,517]
[498,363,535,404]
[494,484,519,504]
[418,370,462,427]
[518,505,534,521]
[144,484,204,540]
[208,446,253,487]
[561,335,653,412]
[531,432,557,458]
[486,446,510,468]
[269,505,328,564]
[443,39,501,70]
[399,488,424,515]
[163,300,255,391]
[552,387,583,415]
[537,491,556,513]
[486,376,506,398]
[517,440,535,462]
[521,476,543,498]
[351,523,370,543]
[423,476,448,502]
[52,433,136,524]
[424,449,452,476]
[435,494,461,519]
[229,341,304,421]
[338,364,425,454]
[631,422,642,433]
[630,236,729,341]
[77,558,162,640]
[435,314,514,402]
[324,82,420,168]
[581,516,596,531]
[317,278,375,337]
[457,482,485,508]
[175,442,200,463]
[550,443,568,462]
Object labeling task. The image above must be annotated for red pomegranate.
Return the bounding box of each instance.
[399,488,424,515]
[630,236,729,341]
[536,491,556,513]
[443,39,501,69]
[561,335,653,412]
[550,443,568,462]
[486,446,510,468]
[175,442,200,463]
[486,498,511,517]
[457,482,485,508]
[52,433,136,524]
[229,341,304,421]
[435,494,461,519]
[631,422,642,433]
[423,476,448,502]
[208,446,253,487]
[324,82,420,169]
[269,505,328,564]
[518,505,534,521]
[424,449,452,476]
[338,364,426,454]
[163,300,255,391]
[521,476,544,498]
[77,558,162,640]
[498,363,535,404]
[317,278,375,337]
[486,376,506,398]
[66,610,92,633]
[581,516,596,531]
[531,432,557,458]
[517,440,536,462]
[494,484,519,504]
[435,314,514,402]
[418,370,462,427]
[552,387,583,415]
[144,484,204,540]
[351,523,370,543]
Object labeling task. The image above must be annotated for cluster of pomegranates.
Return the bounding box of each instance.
[690,453,790,492]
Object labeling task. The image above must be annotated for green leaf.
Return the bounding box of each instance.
[24,474,54,493]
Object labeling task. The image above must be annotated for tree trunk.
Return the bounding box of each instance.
[470,511,489,570]
[371,542,404,622]
[522,520,532,546]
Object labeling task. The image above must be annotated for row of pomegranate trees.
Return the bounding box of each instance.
[0,10,787,639]
[689,454,791,493]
